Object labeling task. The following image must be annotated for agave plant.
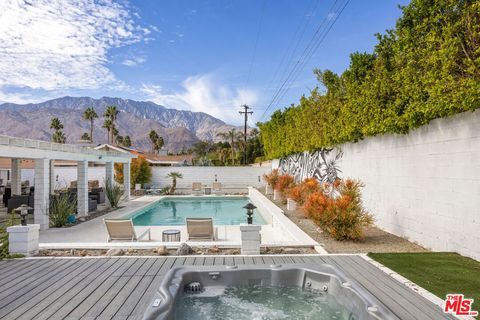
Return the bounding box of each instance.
[49,193,76,227]
[104,179,124,208]
[166,172,183,195]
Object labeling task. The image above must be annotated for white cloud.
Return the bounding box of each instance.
[0,0,148,92]
[141,74,258,123]
[122,55,146,66]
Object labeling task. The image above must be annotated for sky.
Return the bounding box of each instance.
[0,0,409,125]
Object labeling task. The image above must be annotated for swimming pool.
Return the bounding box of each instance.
[130,196,267,226]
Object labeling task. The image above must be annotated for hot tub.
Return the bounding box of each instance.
[143,264,398,320]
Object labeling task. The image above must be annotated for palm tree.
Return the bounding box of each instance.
[166,171,183,194]
[218,148,230,165]
[217,129,237,165]
[50,117,65,143]
[104,105,119,143]
[52,131,66,143]
[50,117,63,131]
[102,119,113,143]
[155,136,164,153]
[123,136,132,147]
[149,130,159,153]
[82,107,98,143]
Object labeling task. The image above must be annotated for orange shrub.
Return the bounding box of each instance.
[288,178,321,205]
[302,178,373,241]
[275,174,295,196]
[263,169,280,188]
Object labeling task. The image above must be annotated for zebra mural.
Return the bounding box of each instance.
[278,148,343,184]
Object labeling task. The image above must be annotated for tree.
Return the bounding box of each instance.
[123,136,132,147]
[114,156,152,188]
[258,0,480,159]
[166,171,183,194]
[155,136,164,153]
[103,105,119,144]
[102,119,113,143]
[82,107,98,143]
[217,129,239,165]
[80,132,90,141]
[148,130,164,154]
[50,117,66,143]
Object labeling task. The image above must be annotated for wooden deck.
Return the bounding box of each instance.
[0,255,452,320]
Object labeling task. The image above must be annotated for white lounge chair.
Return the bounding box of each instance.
[104,219,151,242]
[186,218,218,241]
[192,182,202,195]
[212,182,222,194]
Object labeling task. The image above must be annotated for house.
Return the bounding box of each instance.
[94,144,193,167]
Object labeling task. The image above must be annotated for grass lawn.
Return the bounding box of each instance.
[368,252,480,312]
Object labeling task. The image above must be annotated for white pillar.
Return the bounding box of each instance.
[77,160,89,217]
[49,160,55,195]
[7,224,40,256]
[11,158,22,195]
[123,161,131,201]
[240,224,261,255]
[105,161,114,187]
[34,158,50,230]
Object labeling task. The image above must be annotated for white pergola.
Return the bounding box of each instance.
[0,135,136,230]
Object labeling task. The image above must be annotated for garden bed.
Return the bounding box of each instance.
[259,188,427,254]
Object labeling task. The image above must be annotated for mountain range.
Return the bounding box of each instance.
[0,96,241,153]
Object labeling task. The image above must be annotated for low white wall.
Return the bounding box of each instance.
[249,187,318,246]
[151,166,270,188]
[19,166,270,190]
[277,110,480,260]
[21,167,106,189]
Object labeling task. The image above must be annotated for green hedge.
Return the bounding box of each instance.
[259,0,480,159]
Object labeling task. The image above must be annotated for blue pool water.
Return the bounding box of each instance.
[131,197,267,226]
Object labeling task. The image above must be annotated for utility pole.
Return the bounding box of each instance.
[239,104,253,165]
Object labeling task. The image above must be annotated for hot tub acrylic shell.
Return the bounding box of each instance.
[142,263,398,320]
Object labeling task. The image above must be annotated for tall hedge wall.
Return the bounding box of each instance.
[258,0,479,159]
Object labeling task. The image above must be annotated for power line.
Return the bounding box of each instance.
[264,0,320,98]
[244,0,267,89]
[259,0,350,122]
[272,0,350,109]
[261,0,342,120]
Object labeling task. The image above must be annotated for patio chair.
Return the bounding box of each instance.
[192,182,202,195]
[212,182,222,194]
[186,218,218,241]
[104,219,151,242]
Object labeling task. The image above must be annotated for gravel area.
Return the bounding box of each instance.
[259,188,428,254]
[37,246,316,257]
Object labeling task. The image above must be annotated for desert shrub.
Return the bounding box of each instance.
[275,174,295,198]
[115,156,152,188]
[263,169,279,188]
[105,179,124,208]
[49,193,77,227]
[303,179,373,241]
[0,214,22,260]
[288,177,321,205]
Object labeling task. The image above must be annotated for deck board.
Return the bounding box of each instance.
[0,255,450,320]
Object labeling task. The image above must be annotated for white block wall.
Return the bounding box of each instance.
[21,166,270,190]
[337,110,480,260]
[151,166,270,188]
